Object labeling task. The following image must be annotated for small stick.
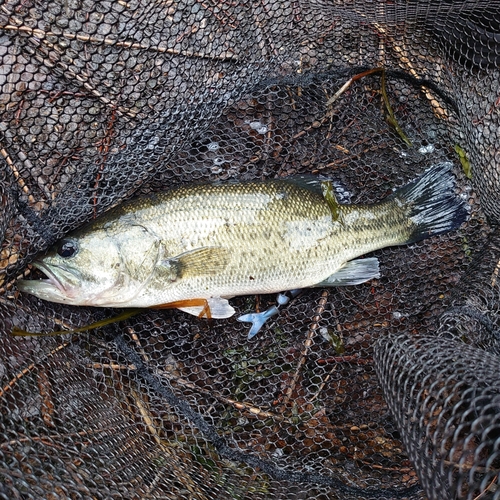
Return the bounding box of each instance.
[89,362,136,370]
[326,68,383,108]
[171,374,288,422]
[199,0,238,29]
[361,463,414,474]
[316,356,373,366]
[309,365,336,403]
[280,290,329,411]
[0,428,113,449]
[37,366,55,428]
[491,256,500,288]
[128,388,209,499]
[291,69,384,143]
[0,342,69,398]
[473,474,499,500]
[442,460,496,474]
[130,388,162,446]
[93,103,119,216]
[371,22,450,120]
[127,327,151,364]
[91,359,288,421]
[0,147,36,205]
[2,25,239,61]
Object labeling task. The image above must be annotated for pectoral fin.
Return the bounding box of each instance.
[159,246,230,281]
[315,257,380,286]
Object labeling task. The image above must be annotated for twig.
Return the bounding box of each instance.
[291,68,385,147]
[46,146,85,199]
[93,103,119,216]
[37,366,55,428]
[280,290,329,410]
[326,67,411,147]
[325,67,383,108]
[88,362,136,370]
[316,356,373,366]
[170,373,289,422]
[473,474,499,500]
[491,256,500,288]
[127,327,151,364]
[0,147,36,206]
[309,365,336,403]
[250,0,278,58]
[2,24,239,61]
[362,463,415,474]
[198,0,238,29]
[0,428,112,449]
[369,22,450,120]
[128,388,209,499]
[14,97,25,125]
[3,17,235,119]
[0,342,69,398]
[442,459,497,474]
[91,359,289,422]
[130,388,163,446]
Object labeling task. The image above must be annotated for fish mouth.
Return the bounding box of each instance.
[17,261,81,302]
[32,261,66,291]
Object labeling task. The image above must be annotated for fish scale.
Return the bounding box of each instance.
[140,181,338,298]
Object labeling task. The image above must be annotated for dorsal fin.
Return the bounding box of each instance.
[283,176,352,205]
[281,175,325,195]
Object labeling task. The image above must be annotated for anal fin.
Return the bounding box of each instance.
[315,257,380,287]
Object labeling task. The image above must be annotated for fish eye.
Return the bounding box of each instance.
[57,239,79,258]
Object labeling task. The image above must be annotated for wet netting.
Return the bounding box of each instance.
[1,0,500,498]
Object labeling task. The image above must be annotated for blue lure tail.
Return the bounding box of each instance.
[238,290,301,339]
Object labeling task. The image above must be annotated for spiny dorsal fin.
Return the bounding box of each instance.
[282,175,325,195]
[283,176,351,204]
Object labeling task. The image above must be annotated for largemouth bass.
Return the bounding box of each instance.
[18,162,467,329]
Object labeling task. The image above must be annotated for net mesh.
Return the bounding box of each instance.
[1,0,499,498]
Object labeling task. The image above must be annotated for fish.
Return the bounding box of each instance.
[18,162,468,335]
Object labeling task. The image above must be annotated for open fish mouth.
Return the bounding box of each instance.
[32,261,66,290]
[17,261,80,302]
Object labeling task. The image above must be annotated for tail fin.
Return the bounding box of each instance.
[390,162,469,243]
